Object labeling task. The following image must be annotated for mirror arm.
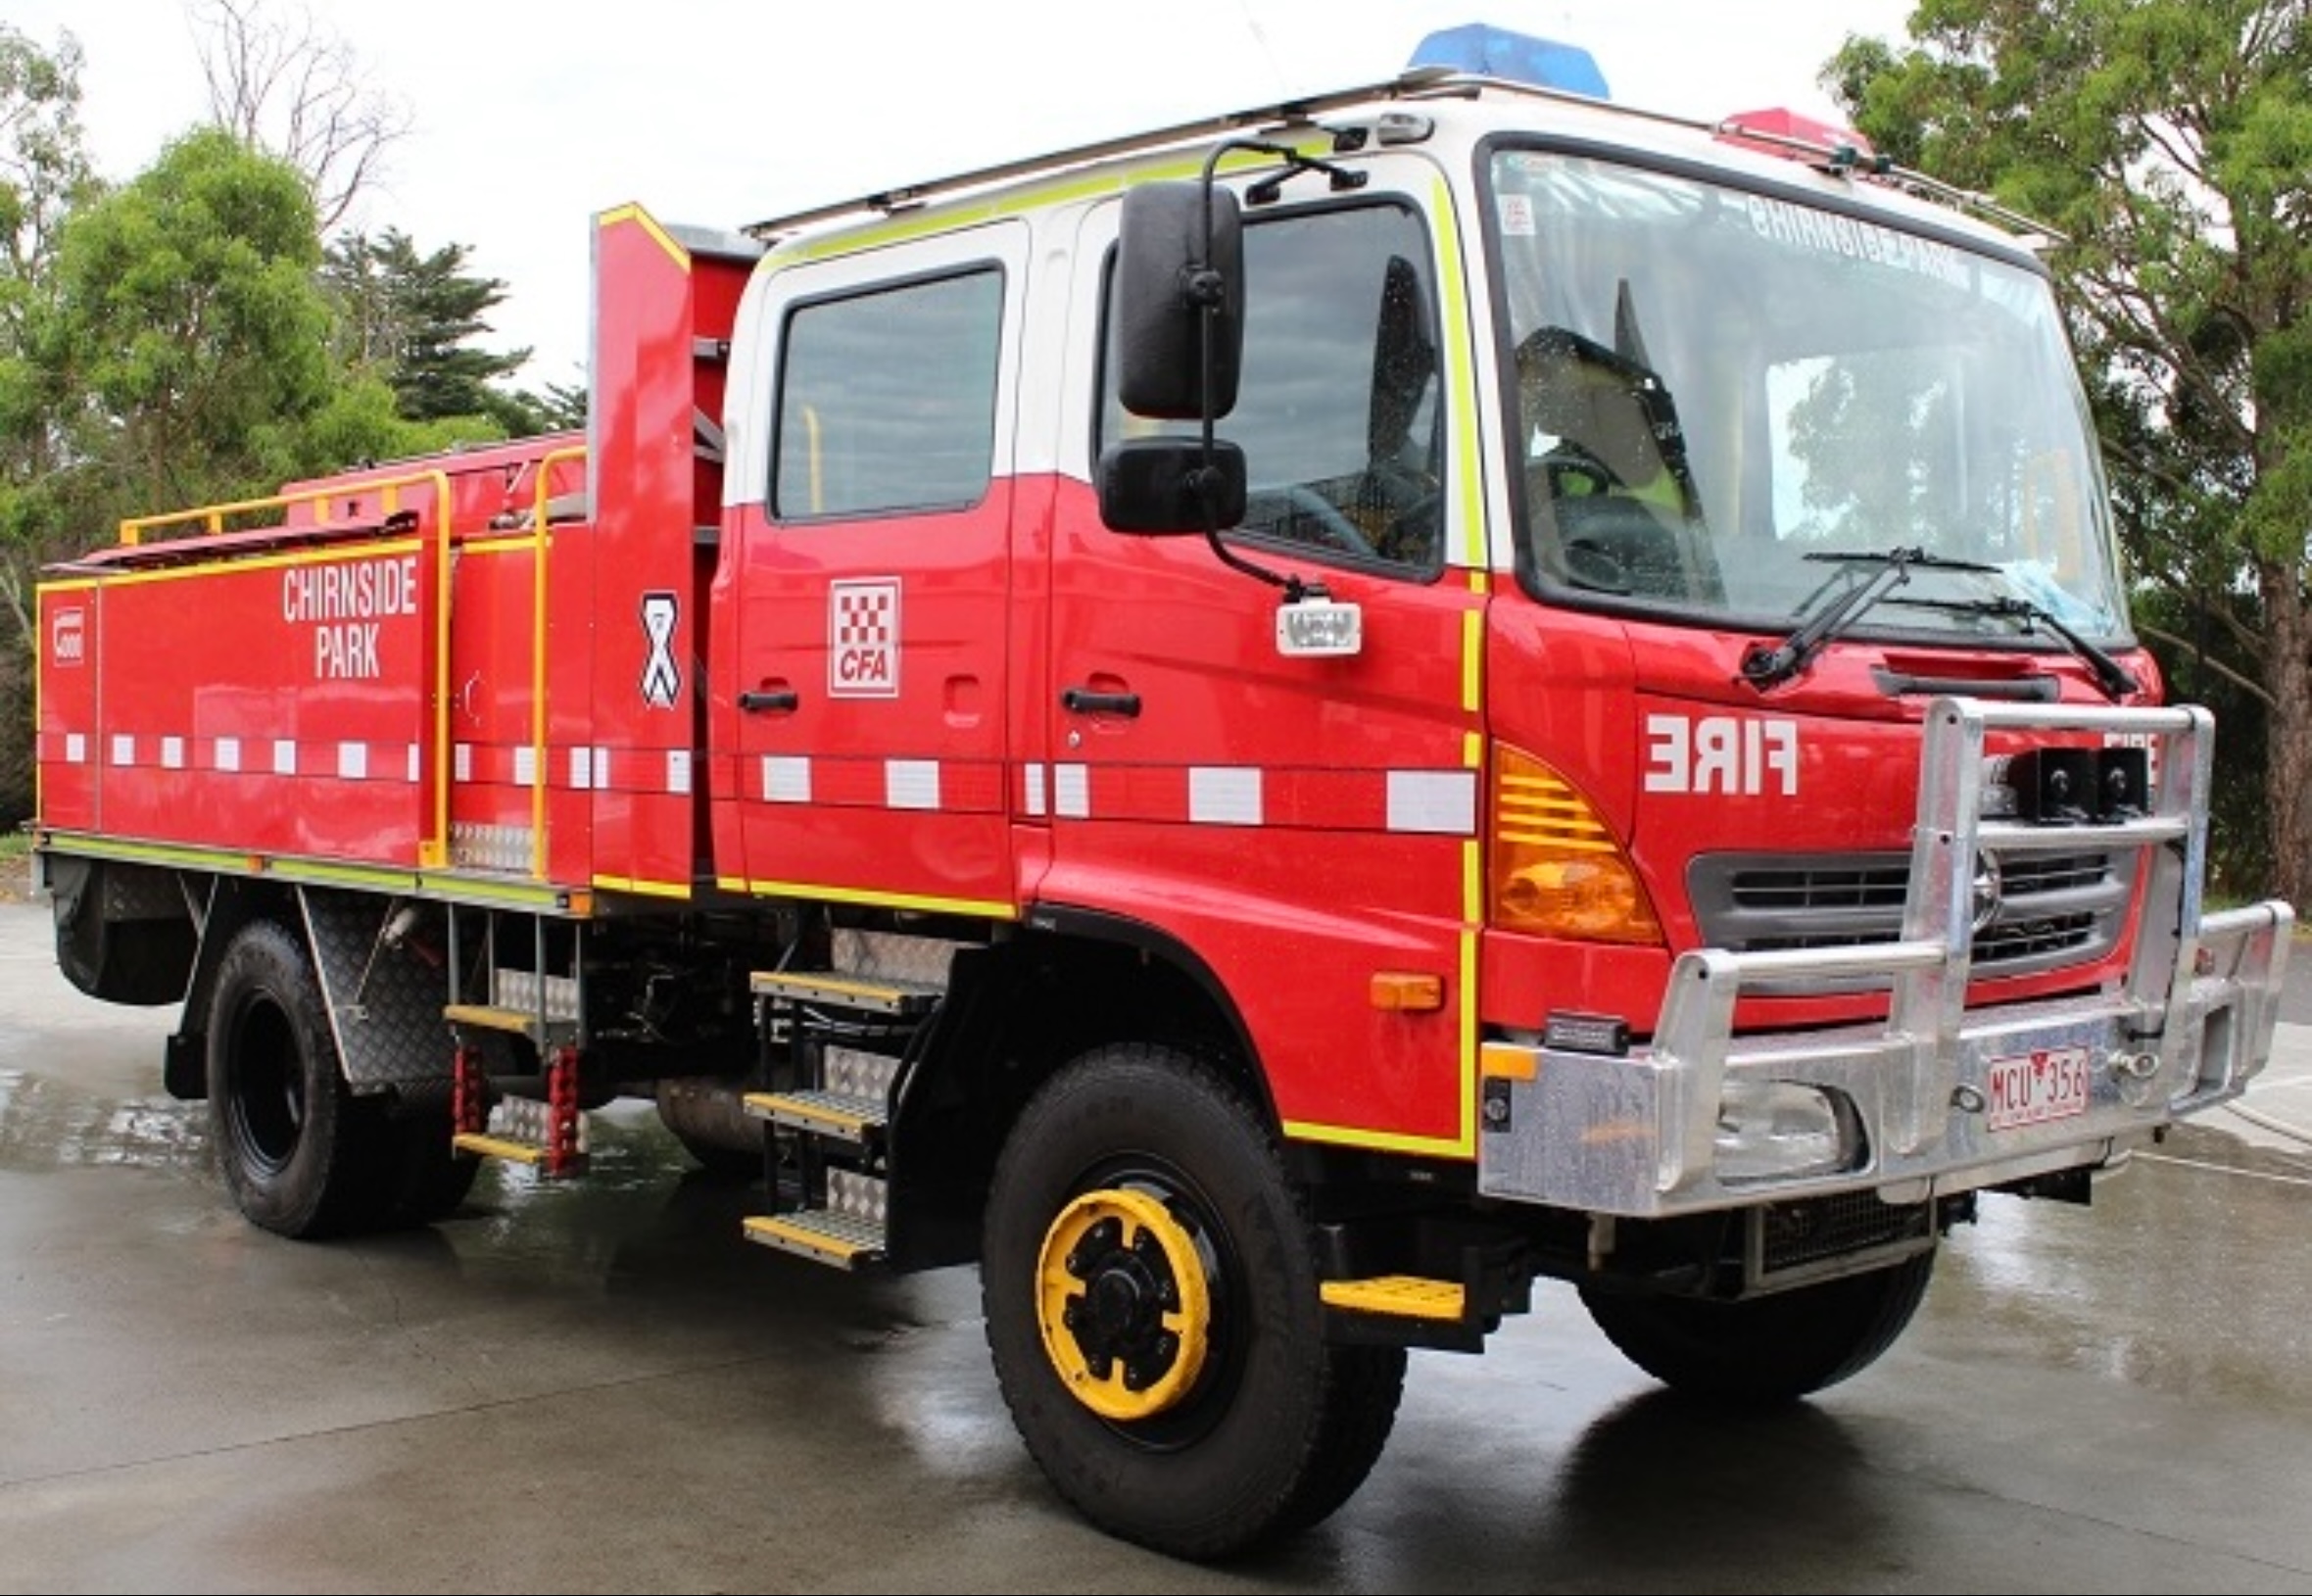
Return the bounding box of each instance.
[1187,141,1318,600]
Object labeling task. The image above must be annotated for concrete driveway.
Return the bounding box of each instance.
[3,895,2310,1594]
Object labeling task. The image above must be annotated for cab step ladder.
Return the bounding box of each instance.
[740,928,952,1270]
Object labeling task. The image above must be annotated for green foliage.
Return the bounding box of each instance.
[320,226,530,423]
[0,23,96,280]
[300,373,509,471]
[1828,0,2312,900]
[47,125,332,508]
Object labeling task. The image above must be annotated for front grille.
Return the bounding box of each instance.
[1690,848,2127,984]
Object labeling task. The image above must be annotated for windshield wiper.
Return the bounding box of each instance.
[1890,593,2142,701]
[1739,547,1999,691]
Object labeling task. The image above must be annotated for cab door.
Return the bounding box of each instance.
[718,221,1028,915]
[1038,177,1488,1152]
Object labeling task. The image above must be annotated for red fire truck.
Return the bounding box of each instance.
[32,26,2294,1561]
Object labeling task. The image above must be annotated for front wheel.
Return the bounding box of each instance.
[1578,1249,1937,1404]
[981,1043,1406,1561]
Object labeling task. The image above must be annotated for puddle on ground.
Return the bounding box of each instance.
[0,1069,213,1174]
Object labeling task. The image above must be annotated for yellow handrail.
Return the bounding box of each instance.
[529,447,588,879]
[119,469,449,548]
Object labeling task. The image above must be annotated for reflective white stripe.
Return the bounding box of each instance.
[887,759,939,810]
[338,743,367,780]
[1023,761,1046,817]
[1055,763,1090,819]
[1387,770,1478,835]
[406,744,420,783]
[512,747,537,787]
[455,743,473,782]
[273,739,296,775]
[667,749,693,797]
[570,748,592,788]
[1188,766,1262,826]
[764,754,811,802]
[110,735,133,767]
[64,733,85,764]
[161,736,185,770]
[593,747,610,792]
[215,737,240,773]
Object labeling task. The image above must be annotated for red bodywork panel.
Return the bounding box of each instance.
[37,206,753,898]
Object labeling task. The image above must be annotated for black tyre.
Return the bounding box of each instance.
[982,1043,1407,1561]
[1579,1248,1937,1404]
[206,919,388,1238]
[667,1131,760,1182]
[382,1110,483,1225]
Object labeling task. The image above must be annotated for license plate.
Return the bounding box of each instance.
[1984,1045,2091,1131]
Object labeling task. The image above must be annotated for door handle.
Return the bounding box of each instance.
[1061,687,1140,718]
[738,688,799,713]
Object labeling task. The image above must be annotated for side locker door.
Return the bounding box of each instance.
[720,222,1028,916]
[1041,175,1488,1154]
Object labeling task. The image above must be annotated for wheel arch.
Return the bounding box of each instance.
[165,875,299,1100]
[885,905,1276,1271]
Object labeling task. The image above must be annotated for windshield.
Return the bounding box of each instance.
[1490,150,2131,643]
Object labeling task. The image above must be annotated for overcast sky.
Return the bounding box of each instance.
[16,0,1919,388]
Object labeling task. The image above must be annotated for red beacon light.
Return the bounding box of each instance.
[1716,107,1893,175]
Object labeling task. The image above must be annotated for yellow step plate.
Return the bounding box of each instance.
[453,1124,592,1161]
[451,1131,547,1165]
[1321,1276,1467,1321]
[442,1003,578,1041]
[742,1089,877,1138]
[741,1212,881,1267]
[747,970,939,1014]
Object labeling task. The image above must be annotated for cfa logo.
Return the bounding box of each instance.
[829,578,900,699]
[1642,713,1800,797]
[50,607,84,668]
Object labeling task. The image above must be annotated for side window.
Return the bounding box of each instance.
[1099,201,1445,571]
[774,267,1002,520]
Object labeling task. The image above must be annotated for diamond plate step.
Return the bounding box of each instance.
[743,1088,883,1142]
[742,1209,886,1269]
[741,1169,888,1269]
[450,1098,590,1176]
[749,969,940,1016]
[443,1002,579,1044]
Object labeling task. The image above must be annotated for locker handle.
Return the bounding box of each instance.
[1061,688,1141,718]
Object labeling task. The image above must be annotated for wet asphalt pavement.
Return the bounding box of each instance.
[4,895,2312,1594]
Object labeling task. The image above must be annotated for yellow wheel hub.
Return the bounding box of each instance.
[1035,1186,1212,1421]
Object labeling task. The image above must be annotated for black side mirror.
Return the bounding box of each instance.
[1111,181,1243,420]
[1096,437,1247,535]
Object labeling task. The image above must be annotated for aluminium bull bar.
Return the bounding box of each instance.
[1477,697,2295,1218]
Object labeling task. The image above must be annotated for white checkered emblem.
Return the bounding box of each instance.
[830,578,899,699]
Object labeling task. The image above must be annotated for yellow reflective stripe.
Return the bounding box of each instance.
[741,877,1015,920]
[597,204,691,268]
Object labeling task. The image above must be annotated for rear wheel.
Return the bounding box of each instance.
[206,919,389,1239]
[982,1043,1406,1561]
[1578,1249,1937,1404]
[382,1109,482,1225]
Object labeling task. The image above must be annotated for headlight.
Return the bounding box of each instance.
[1714,1079,1857,1183]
